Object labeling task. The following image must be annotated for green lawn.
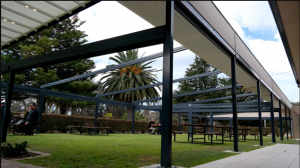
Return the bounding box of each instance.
[3,133,298,168]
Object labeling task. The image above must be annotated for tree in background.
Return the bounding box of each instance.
[101,49,161,120]
[173,55,257,126]
[1,14,99,115]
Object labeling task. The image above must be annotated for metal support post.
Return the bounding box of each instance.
[178,114,181,131]
[231,55,239,152]
[205,118,208,133]
[257,81,263,146]
[188,107,192,138]
[159,110,162,124]
[289,109,292,138]
[131,106,135,134]
[1,67,15,143]
[285,106,288,140]
[37,91,45,134]
[230,118,233,133]
[94,101,99,134]
[279,102,283,141]
[210,111,213,132]
[270,93,276,143]
[160,2,174,167]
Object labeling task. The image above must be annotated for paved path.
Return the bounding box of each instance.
[1,159,44,168]
[192,144,299,168]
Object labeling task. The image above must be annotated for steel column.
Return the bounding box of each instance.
[270,93,276,143]
[94,101,99,134]
[160,2,174,167]
[159,110,162,124]
[205,118,208,133]
[188,107,192,138]
[1,68,15,142]
[279,102,283,141]
[131,106,135,134]
[289,109,292,138]
[257,81,263,146]
[178,114,181,131]
[231,55,239,152]
[210,111,213,132]
[285,106,288,140]
[37,91,44,134]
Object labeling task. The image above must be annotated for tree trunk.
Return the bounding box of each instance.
[127,107,133,121]
[60,104,67,115]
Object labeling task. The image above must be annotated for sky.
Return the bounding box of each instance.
[76,1,299,103]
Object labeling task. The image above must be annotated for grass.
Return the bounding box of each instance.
[3,133,299,168]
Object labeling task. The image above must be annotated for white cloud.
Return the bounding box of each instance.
[214,1,299,102]
[76,1,298,102]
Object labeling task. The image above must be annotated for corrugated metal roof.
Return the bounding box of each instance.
[1,1,92,48]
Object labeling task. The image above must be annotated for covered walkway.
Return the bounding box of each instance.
[192,144,299,168]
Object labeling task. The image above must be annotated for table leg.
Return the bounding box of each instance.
[211,135,213,145]
[192,126,194,143]
[222,134,224,144]
[174,133,176,142]
[204,134,206,143]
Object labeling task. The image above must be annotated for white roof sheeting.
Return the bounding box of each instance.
[210,112,279,118]
[118,1,292,109]
[1,1,90,48]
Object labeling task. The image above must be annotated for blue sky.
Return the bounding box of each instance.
[77,1,299,103]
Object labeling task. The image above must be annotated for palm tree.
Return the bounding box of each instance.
[101,49,161,120]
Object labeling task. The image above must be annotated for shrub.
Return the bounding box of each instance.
[1,141,28,157]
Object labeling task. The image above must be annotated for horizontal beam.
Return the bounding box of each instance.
[1,26,166,73]
[96,70,221,97]
[1,82,133,107]
[132,84,242,103]
[172,108,271,113]
[135,104,270,110]
[211,117,288,120]
[42,46,187,89]
[178,93,256,105]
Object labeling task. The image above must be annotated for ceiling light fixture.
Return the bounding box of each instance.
[33,9,37,12]
[12,22,15,24]
[4,18,7,21]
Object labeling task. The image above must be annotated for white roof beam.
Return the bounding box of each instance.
[1,25,27,36]
[45,1,72,14]
[1,5,48,26]
[15,1,59,21]
[73,1,85,7]
[1,34,18,41]
[1,16,37,31]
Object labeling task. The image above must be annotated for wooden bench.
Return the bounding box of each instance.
[229,133,246,142]
[82,127,112,136]
[250,133,259,140]
[8,124,38,135]
[172,131,195,142]
[203,132,224,145]
[67,126,83,134]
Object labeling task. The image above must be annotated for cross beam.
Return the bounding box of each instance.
[96,70,221,98]
[132,84,242,103]
[1,26,166,74]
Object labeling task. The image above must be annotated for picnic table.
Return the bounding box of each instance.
[216,126,233,139]
[150,124,162,135]
[9,116,27,135]
[182,124,213,143]
[67,121,111,135]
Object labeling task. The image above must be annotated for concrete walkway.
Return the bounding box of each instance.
[192,144,299,168]
[1,159,44,168]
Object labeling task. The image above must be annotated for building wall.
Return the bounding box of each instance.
[292,106,299,139]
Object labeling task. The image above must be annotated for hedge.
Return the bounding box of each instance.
[11,112,189,133]
[11,112,279,135]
